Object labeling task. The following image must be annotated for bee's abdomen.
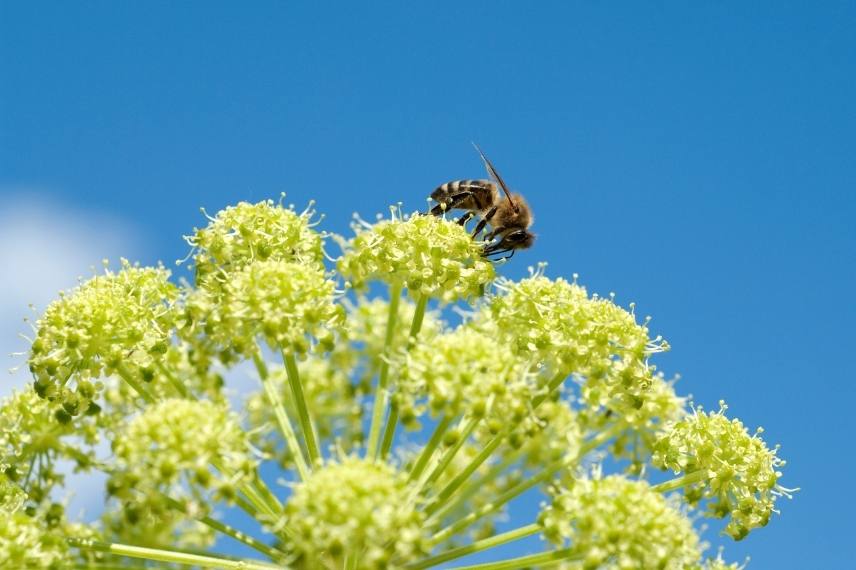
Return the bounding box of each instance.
[431,179,495,210]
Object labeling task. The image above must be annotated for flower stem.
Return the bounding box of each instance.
[444,548,581,570]
[428,446,525,523]
[115,363,156,404]
[155,360,191,399]
[430,456,567,545]
[651,469,710,493]
[252,351,310,481]
[162,495,285,561]
[424,371,568,514]
[419,416,480,493]
[283,349,321,466]
[406,523,541,569]
[380,291,428,459]
[408,415,453,482]
[366,283,403,459]
[68,538,280,570]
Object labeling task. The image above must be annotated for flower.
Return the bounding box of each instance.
[1,389,99,504]
[28,260,178,415]
[0,510,70,569]
[582,373,687,473]
[539,475,701,569]
[0,474,26,514]
[109,399,255,503]
[652,402,787,540]
[186,260,344,358]
[338,212,495,302]
[283,456,428,569]
[514,398,583,467]
[482,270,668,415]
[399,326,537,423]
[187,199,325,288]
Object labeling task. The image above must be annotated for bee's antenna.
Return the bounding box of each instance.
[472,142,518,213]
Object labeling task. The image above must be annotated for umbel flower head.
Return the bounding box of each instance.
[585,373,687,473]
[187,260,344,357]
[28,260,178,416]
[282,456,428,569]
[186,198,325,287]
[12,199,790,570]
[338,210,495,302]
[539,474,701,569]
[110,399,255,502]
[482,269,668,415]
[399,326,537,423]
[653,402,788,540]
[0,509,70,569]
[1,389,99,505]
[514,398,583,467]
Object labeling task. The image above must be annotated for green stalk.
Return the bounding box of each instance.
[68,538,280,570]
[428,446,525,523]
[430,456,567,545]
[283,349,321,465]
[419,416,480,494]
[155,361,190,399]
[651,469,710,493]
[162,495,285,561]
[408,415,453,481]
[380,292,428,458]
[115,363,156,404]
[366,283,403,459]
[250,472,283,513]
[425,371,568,514]
[253,351,310,481]
[405,523,541,569]
[444,548,581,570]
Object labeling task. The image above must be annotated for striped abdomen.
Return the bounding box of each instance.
[430,179,497,212]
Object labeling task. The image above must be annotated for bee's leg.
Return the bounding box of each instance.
[472,206,498,238]
[484,226,506,242]
[456,211,475,226]
[430,191,476,216]
[484,247,514,261]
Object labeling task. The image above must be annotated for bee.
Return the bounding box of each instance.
[429,144,535,259]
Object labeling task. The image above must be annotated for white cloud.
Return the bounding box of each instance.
[0,192,145,392]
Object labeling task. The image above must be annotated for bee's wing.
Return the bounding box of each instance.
[472,142,518,212]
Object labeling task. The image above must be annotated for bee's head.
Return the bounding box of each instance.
[484,229,536,256]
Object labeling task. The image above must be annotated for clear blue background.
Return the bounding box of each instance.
[2,2,854,568]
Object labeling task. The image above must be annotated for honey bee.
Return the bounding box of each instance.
[429,144,535,259]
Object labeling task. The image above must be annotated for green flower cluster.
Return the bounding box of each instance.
[540,475,701,569]
[192,259,343,357]
[0,509,70,569]
[515,398,583,467]
[110,399,255,503]
[483,271,668,416]
[1,389,99,504]
[14,199,790,570]
[283,456,428,569]
[653,402,786,540]
[338,212,495,302]
[187,198,325,286]
[400,326,537,422]
[28,260,178,416]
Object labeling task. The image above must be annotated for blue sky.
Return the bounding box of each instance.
[1,2,855,567]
